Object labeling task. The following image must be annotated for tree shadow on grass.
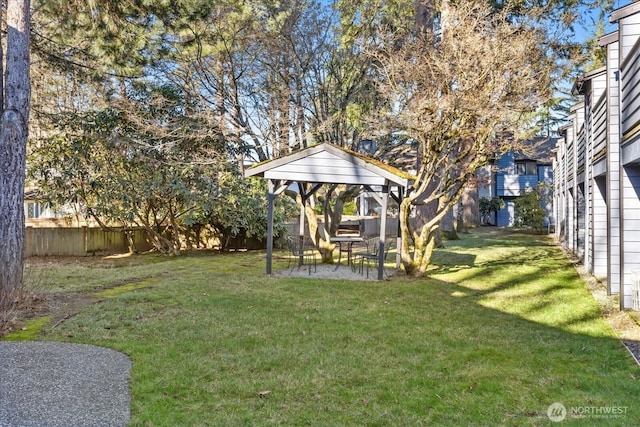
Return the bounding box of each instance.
[428,250,477,273]
[209,229,640,423]
[273,269,640,424]
[377,275,640,424]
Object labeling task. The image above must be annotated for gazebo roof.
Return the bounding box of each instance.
[245,143,413,187]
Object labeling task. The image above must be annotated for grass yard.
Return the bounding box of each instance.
[12,228,640,425]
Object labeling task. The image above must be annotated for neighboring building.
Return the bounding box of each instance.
[24,187,87,227]
[478,138,555,227]
[24,188,60,222]
[554,1,640,309]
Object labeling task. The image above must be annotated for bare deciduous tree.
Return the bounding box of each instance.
[369,0,555,275]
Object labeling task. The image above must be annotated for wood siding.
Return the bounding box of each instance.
[576,184,586,257]
[556,7,640,306]
[619,13,640,61]
[621,164,640,308]
[497,200,515,227]
[608,40,622,295]
[566,188,575,252]
[553,136,565,240]
[497,174,540,197]
[584,71,607,275]
[592,176,608,277]
[566,139,575,177]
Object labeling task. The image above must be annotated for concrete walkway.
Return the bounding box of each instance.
[0,341,131,427]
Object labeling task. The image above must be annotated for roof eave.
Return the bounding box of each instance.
[244,143,413,188]
[610,2,640,23]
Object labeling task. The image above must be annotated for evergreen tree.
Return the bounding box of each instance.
[0,0,31,309]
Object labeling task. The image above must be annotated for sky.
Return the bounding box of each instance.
[574,0,633,42]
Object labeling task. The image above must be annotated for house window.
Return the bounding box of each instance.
[515,161,537,176]
[26,202,40,219]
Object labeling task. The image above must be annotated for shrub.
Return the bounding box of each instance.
[513,188,546,232]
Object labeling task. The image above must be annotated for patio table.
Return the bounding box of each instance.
[330,236,365,270]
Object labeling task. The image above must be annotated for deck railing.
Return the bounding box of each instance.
[576,125,586,173]
[621,37,640,141]
[592,91,607,161]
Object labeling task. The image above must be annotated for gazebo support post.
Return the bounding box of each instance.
[378,185,389,280]
[393,187,405,269]
[266,182,276,275]
[265,179,291,275]
[298,188,306,267]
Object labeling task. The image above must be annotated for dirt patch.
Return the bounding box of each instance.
[1,290,97,338]
[1,253,172,338]
[1,274,158,339]
[24,254,146,269]
[0,291,51,336]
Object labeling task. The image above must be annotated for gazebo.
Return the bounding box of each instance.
[244,143,413,280]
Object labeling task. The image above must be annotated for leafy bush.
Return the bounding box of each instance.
[195,174,296,251]
[513,189,546,232]
[479,197,504,225]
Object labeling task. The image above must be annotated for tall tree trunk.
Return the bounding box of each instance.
[0,0,31,300]
[440,205,458,240]
[304,201,335,263]
[461,184,479,228]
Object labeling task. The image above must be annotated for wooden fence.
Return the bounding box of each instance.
[25,227,153,257]
[23,219,401,256]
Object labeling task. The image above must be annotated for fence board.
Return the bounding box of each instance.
[25,227,152,257]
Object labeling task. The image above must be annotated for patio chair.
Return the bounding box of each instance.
[353,237,395,278]
[351,237,376,273]
[285,236,317,275]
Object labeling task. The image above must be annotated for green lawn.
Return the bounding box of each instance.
[19,228,640,425]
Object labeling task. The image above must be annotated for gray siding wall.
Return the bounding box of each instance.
[553,137,565,241]
[620,15,640,61]
[619,14,640,309]
[592,176,608,277]
[576,126,586,182]
[585,73,607,274]
[621,164,640,308]
[608,40,621,295]
[576,183,586,258]
[566,124,575,176]
[621,48,640,139]
[566,188,575,252]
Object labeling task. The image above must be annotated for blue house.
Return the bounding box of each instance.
[480,138,556,227]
